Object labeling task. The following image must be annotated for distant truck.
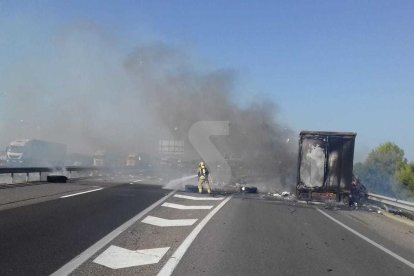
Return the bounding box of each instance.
[296,131,356,204]
[126,154,141,167]
[6,139,67,167]
[0,150,7,166]
[93,150,106,166]
[67,153,93,166]
[93,150,124,167]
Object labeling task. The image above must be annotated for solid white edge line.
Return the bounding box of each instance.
[158,195,232,276]
[51,190,176,276]
[316,208,414,270]
[60,188,103,198]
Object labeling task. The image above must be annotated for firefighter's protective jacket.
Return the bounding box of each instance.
[198,163,209,180]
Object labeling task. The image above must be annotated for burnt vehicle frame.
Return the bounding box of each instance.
[296,131,357,203]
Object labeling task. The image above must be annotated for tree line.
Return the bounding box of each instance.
[354,142,414,198]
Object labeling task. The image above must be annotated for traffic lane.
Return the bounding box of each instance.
[0,177,138,211]
[73,193,226,275]
[0,183,169,276]
[173,197,414,276]
[323,208,414,265]
[0,182,103,211]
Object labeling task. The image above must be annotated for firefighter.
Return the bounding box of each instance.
[197,161,211,194]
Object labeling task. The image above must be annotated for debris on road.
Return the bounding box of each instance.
[269,191,290,197]
[367,205,384,214]
[47,175,68,183]
[264,191,297,202]
[389,208,414,220]
[184,184,234,196]
[281,191,290,197]
[240,185,257,193]
[185,184,199,193]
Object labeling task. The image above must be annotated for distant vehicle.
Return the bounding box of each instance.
[66,153,93,166]
[0,150,7,166]
[6,139,67,167]
[296,131,357,204]
[126,154,140,167]
[93,150,124,167]
[93,150,106,166]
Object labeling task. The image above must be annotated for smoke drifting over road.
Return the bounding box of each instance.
[0,21,297,189]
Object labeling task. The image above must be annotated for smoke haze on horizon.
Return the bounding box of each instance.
[0,20,297,187]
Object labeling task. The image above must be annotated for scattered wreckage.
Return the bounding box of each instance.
[183,176,293,199]
[184,183,259,194]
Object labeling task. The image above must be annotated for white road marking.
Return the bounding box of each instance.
[317,208,414,270]
[93,245,169,269]
[51,190,176,276]
[158,196,232,276]
[60,188,103,198]
[133,179,142,182]
[142,215,197,227]
[174,194,224,201]
[162,202,213,210]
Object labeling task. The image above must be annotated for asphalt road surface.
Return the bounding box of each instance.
[173,197,414,275]
[0,182,169,275]
[1,179,414,276]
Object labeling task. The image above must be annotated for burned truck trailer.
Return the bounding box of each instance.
[296,131,356,203]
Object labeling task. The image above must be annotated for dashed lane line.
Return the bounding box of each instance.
[60,188,103,198]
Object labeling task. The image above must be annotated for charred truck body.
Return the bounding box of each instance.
[296,131,356,203]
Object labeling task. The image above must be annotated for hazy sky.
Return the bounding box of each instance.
[1,0,414,161]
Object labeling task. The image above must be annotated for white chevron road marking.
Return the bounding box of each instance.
[93,245,169,269]
[142,215,197,227]
[161,202,213,210]
[174,194,224,201]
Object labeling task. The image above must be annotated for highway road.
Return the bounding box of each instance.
[1,178,414,276]
[0,181,169,275]
[173,197,414,275]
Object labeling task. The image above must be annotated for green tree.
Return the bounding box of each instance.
[395,162,414,193]
[355,142,407,196]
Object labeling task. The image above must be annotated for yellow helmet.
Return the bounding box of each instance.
[199,161,205,167]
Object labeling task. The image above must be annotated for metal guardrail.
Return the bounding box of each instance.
[0,166,105,183]
[0,167,56,174]
[368,192,414,212]
[0,166,104,174]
